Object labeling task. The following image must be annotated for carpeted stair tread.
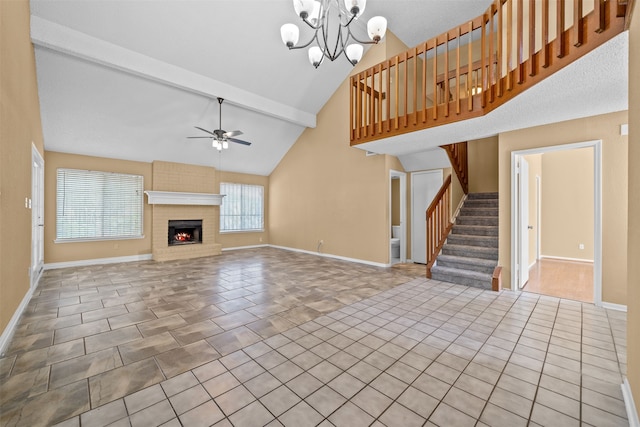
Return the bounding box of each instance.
[456,216,498,226]
[466,192,499,199]
[460,207,499,216]
[442,244,498,260]
[430,266,493,289]
[451,224,498,236]
[447,234,498,247]
[437,255,496,274]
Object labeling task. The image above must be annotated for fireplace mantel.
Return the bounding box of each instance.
[144,191,225,206]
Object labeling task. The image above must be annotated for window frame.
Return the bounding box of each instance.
[55,168,145,243]
[219,182,265,233]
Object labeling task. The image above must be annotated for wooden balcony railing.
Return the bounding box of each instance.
[426,175,453,278]
[350,0,629,145]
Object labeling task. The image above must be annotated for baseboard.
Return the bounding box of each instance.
[539,255,594,263]
[269,245,390,268]
[0,284,37,357]
[44,253,153,270]
[622,378,640,427]
[601,302,628,312]
[452,194,468,222]
[222,244,269,251]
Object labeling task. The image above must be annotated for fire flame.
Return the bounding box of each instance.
[174,232,191,241]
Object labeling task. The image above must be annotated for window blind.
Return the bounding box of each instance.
[56,168,144,241]
[220,183,264,232]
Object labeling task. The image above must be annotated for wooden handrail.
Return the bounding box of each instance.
[441,142,469,194]
[426,175,454,278]
[350,0,628,146]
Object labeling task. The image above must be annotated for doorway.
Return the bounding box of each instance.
[389,170,407,265]
[511,140,601,305]
[31,145,45,289]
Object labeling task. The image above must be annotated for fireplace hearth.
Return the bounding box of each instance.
[168,219,202,246]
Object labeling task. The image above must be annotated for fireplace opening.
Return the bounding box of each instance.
[168,219,202,246]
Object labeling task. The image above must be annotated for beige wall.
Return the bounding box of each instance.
[217,171,269,249]
[468,136,499,193]
[499,111,628,304]
[43,153,267,263]
[627,2,640,413]
[269,37,408,265]
[44,152,153,263]
[0,0,46,333]
[541,148,594,261]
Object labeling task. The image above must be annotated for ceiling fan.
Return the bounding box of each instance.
[188,97,252,150]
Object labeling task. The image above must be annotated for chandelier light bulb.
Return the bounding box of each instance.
[308,46,323,68]
[309,1,322,25]
[281,23,299,48]
[344,0,366,17]
[293,0,315,19]
[222,140,229,150]
[345,44,363,65]
[367,16,387,42]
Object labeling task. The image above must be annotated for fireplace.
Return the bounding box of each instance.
[168,219,202,246]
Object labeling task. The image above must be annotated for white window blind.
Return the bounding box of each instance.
[220,183,264,232]
[56,168,144,241]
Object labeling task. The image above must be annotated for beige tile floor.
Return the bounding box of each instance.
[0,247,628,426]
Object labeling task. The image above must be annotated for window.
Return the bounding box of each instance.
[220,183,264,232]
[56,168,144,241]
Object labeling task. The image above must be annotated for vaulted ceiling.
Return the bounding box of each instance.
[30,0,627,175]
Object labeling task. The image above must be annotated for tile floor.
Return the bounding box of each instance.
[0,247,628,426]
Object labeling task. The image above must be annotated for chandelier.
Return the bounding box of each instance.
[280,0,387,68]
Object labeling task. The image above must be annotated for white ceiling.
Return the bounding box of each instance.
[30,0,627,175]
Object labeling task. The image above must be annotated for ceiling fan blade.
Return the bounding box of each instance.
[187,136,213,139]
[194,126,216,136]
[228,137,252,146]
[224,130,243,138]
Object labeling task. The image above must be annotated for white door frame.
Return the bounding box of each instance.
[31,145,45,289]
[515,156,530,289]
[510,139,602,305]
[390,170,407,264]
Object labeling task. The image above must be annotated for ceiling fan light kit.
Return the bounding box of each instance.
[188,98,252,150]
[281,0,387,68]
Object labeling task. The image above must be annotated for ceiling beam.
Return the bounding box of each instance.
[30,16,316,129]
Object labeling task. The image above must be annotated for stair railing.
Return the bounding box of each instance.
[426,175,453,278]
[441,141,469,194]
[350,0,628,146]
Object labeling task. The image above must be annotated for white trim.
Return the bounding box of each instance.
[0,285,37,356]
[601,302,628,312]
[622,378,640,427]
[144,191,224,206]
[389,170,407,265]
[269,245,390,268]
[222,244,269,251]
[510,140,602,307]
[539,255,594,263]
[44,254,152,270]
[452,193,468,222]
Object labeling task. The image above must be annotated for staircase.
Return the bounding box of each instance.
[430,192,498,290]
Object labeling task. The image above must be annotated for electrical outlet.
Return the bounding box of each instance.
[579,244,585,250]
[259,237,263,243]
